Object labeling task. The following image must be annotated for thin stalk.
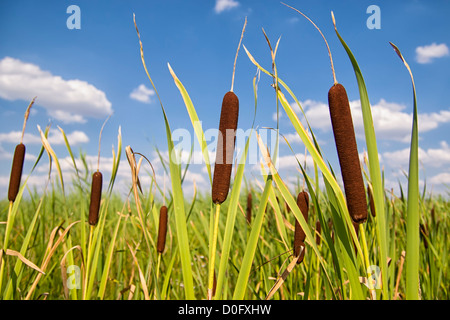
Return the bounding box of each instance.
[0,202,13,293]
[230,17,247,92]
[208,203,221,300]
[82,225,94,300]
[360,223,377,299]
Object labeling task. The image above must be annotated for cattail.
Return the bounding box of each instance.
[89,114,110,226]
[211,91,239,204]
[88,171,103,226]
[246,192,252,224]
[315,219,321,245]
[294,191,309,264]
[367,184,376,217]
[157,205,168,254]
[328,84,368,224]
[212,271,217,298]
[283,5,367,224]
[8,143,26,202]
[8,98,34,203]
[430,205,435,225]
[420,223,429,249]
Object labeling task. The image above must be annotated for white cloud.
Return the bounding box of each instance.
[214,0,239,13]
[0,57,112,123]
[429,172,450,186]
[0,129,89,146]
[280,132,302,145]
[0,129,89,162]
[129,84,155,104]
[382,141,450,169]
[415,43,449,64]
[272,111,283,122]
[296,99,450,143]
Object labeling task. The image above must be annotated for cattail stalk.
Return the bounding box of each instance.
[1,98,35,292]
[283,4,368,225]
[88,115,110,227]
[7,98,35,203]
[208,17,246,300]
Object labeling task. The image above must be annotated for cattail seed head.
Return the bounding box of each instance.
[157,205,168,254]
[88,171,103,226]
[328,83,368,224]
[8,143,26,202]
[367,184,376,218]
[294,191,309,264]
[315,220,321,245]
[246,192,252,224]
[212,91,239,204]
[420,223,429,249]
[430,205,436,225]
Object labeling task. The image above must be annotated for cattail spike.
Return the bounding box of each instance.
[367,184,376,217]
[294,191,309,264]
[88,171,103,226]
[8,143,26,202]
[328,84,368,224]
[315,220,321,245]
[157,205,168,254]
[212,91,239,204]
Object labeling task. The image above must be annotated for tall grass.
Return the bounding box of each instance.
[0,7,447,301]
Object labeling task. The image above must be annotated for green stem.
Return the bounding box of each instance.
[0,202,13,295]
[208,203,221,300]
[82,225,94,300]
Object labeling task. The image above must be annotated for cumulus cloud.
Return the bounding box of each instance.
[0,129,89,162]
[129,84,155,104]
[0,57,112,123]
[415,43,449,64]
[214,0,239,13]
[382,141,450,169]
[295,99,450,143]
[429,172,450,186]
[0,129,89,146]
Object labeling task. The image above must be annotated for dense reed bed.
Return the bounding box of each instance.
[0,6,448,301]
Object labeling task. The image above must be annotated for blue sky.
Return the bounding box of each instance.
[1,0,449,199]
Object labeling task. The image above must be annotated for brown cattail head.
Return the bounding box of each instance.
[8,143,26,202]
[88,171,103,226]
[430,205,435,225]
[157,205,168,253]
[315,220,321,245]
[367,184,376,218]
[212,91,239,204]
[246,192,252,224]
[212,270,217,298]
[328,83,368,224]
[294,191,309,264]
[420,223,429,249]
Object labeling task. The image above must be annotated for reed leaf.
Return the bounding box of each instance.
[390,42,420,300]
